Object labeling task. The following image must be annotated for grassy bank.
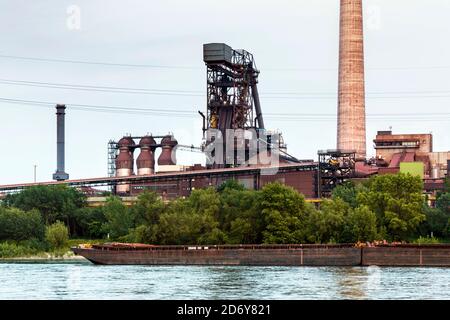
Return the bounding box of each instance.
[0,239,105,260]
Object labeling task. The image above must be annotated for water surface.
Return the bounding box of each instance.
[1,261,449,299]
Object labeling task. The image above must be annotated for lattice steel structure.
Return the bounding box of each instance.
[107,140,119,178]
[202,43,265,168]
[203,43,264,134]
[317,149,356,198]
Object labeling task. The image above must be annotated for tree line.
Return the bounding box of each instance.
[0,174,449,250]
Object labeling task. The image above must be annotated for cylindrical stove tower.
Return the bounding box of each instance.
[137,136,156,175]
[337,0,366,160]
[158,135,178,166]
[116,136,135,193]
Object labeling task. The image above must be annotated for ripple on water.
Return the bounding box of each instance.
[0,263,449,299]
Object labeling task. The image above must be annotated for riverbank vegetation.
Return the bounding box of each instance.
[0,174,449,258]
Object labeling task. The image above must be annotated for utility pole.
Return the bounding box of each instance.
[34,165,37,183]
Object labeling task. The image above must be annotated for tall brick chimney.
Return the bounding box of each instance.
[337,0,366,160]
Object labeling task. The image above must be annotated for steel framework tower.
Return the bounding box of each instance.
[317,149,356,198]
[203,43,264,133]
[202,43,265,167]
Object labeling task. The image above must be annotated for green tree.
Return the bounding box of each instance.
[357,173,426,240]
[436,192,450,215]
[332,181,367,208]
[102,197,133,239]
[45,221,69,249]
[156,200,222,245]
[126,192,166,243]
[218,187,260,244]
[0,207,45,241]
[186,188,225,244]
[130,191,165,226]
[72,207,107,239]
[306,198,349,244]
[156,199,193,245]
[419,206,449,238]
[155,189,226,245]
[5,185,86,232]
[259,182,313,244]
[188,188,221,218]
[344,206,378,243]
[217,179,245,193]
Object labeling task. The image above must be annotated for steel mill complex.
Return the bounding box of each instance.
[0,0,448,203]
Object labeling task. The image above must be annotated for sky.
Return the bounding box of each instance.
[0,0,449,184]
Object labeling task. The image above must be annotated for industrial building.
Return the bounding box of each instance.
[0,0,448,202]
[372,131,449,178]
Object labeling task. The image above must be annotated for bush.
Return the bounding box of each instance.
[414,236,441,244]
[45,221,69,249]
[0,242,39,258]
[20,238,49,252]
[0,207,45,241]
[0,242,27,258]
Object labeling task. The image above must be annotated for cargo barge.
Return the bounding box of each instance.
[72,243,450,267]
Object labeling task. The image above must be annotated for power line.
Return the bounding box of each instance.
[0,79,203,93]
[267,66,450,72]
[262,95,450,100]
[0,54,200,70]
[0,79,203,97]
[3,78,450,101]
[0,96,449,122]
[0,97,195,118]
[263,90,450,95]
[2,53,450,72]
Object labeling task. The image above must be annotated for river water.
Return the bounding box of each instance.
[0,261,449,299]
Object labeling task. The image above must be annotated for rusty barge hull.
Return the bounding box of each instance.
[72,244,361,266]
[72,244,450,267]
[362,245,450,267]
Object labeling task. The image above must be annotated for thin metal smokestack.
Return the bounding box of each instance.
[53,104,69,181]
[337,0,366,160]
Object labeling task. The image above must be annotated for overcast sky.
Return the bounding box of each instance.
[0,0,449,184]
